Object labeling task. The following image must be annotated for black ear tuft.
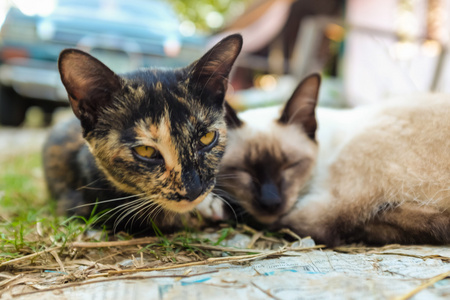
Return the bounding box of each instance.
[58,49,122,133]
[278,74,321,140]
[189,34,243,104]
[224,101,243,129]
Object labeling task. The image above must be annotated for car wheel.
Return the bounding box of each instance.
[0,85,28,126]
[42,105,56,126]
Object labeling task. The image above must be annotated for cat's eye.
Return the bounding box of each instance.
[283,159,307,170]
[132,145,161,162]
[199,131,217,148]
[228,166,250,173]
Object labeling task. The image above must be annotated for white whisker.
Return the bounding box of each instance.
[139,202,160,227]
[213,193,238,223]
[115,198,150,231]
[98,197,146,229]
[70,193,146,210]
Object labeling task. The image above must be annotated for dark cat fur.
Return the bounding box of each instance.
[43,34,243,233]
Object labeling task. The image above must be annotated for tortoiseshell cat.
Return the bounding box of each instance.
[43,34,243,232]
[211,74,450,246]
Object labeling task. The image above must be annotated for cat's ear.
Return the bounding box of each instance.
[189,34,243,103]
[58,49,121,132]
[224,101,243,129]
[278,74,321,140]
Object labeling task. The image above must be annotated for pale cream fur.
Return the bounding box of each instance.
[209,92,450,245]
[280,94,450,244]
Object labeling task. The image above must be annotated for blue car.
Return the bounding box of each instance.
[0,0,206,126]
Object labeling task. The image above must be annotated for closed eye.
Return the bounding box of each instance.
[224,166,251,174]
[283,159,305,170]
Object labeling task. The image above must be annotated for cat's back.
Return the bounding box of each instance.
[43,116,86,198]
[44,116,84,149]
[329,95,450,208]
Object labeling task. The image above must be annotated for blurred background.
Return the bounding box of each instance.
[1,0,449,220]
[0,0,449,130]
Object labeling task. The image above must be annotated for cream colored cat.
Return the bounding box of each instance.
[209,74,450,246]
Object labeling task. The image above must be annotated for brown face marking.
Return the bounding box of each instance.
[134,120,159,142]
[157,114,180,172]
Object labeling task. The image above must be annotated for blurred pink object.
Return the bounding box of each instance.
[344,0,450,107]
[208,0,295,53]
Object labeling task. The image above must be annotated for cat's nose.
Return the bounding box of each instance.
[259,183,282,211]
[185,184,203,202]
[183,171,203,201]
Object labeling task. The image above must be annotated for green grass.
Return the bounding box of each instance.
[0,152,46,213]
[0,151,220,265]
[0,152,113,262]
[0,152,51,256]
[0,149,283,269]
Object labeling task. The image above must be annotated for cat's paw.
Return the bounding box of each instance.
[196,194,226,221]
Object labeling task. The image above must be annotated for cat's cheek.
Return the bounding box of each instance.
[280,160,315,214]
[280,176,301,213]
[222,173,256,219]
[218,127,227,144]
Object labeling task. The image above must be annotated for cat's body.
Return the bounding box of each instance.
[43,35,243,232]
[215,75,450,246]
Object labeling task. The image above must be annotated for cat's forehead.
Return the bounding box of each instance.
[238,106,283,132]
[117,69,221,129]
[225,112,317,167]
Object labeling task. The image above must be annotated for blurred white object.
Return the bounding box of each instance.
[344,0,450,106]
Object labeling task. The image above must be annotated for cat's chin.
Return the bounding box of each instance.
[247,204,292,225]
[161,193,208,214]
[254,214,282,225]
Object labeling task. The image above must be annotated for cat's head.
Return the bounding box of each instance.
[218,74,320,224]
[58,34,243,214]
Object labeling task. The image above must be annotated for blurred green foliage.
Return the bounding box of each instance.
[167,0,251,32]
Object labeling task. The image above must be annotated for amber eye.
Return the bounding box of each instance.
[199,131,216,147]
[133,145,157,159]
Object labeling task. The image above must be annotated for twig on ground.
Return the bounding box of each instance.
[393,271,450,300]
[172,242,325,254]
[50,251,66,273]
[0,274,23,288]
[247,231,263,249]
[71,237,158,248]
[333,244,401,254]
[370,252,450,262]
[241,224,258,235]
[0,246,62,267]
[251,282,278,299]
[278,228,303,242]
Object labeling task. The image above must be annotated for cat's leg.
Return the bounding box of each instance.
[43,117,89,215]
[278,191,349,246]
[277,188,400,246]
[196,193,227,221]
[353,203,450,245]
[56,189,90,216]
[280,194,450,246]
